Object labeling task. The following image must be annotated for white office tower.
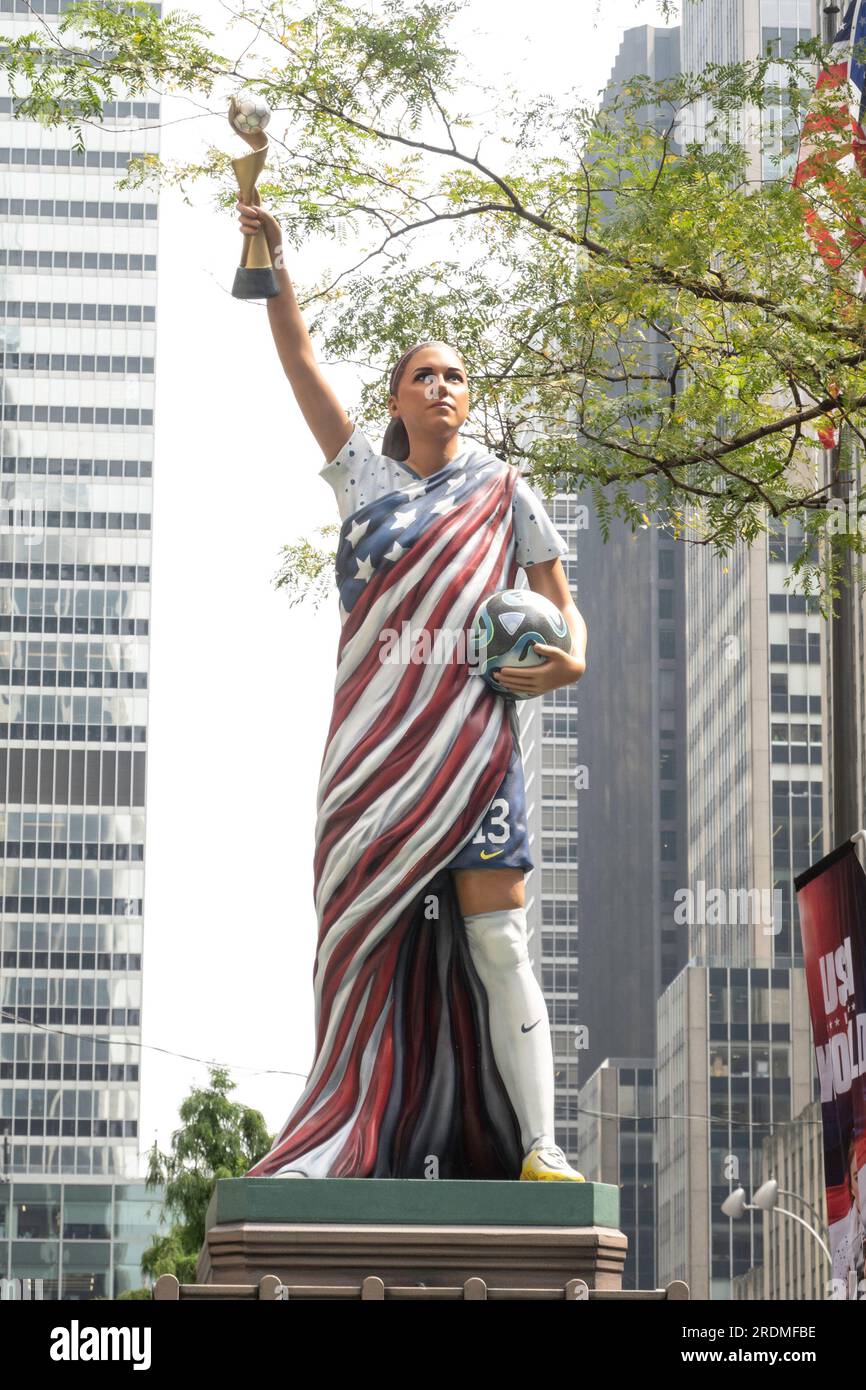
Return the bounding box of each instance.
[519,505,581,1162]
[0,0,159,1186]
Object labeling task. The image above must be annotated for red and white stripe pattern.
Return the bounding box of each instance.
[247,451,527,1178]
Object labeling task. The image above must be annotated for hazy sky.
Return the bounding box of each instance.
[138,0,672,1166]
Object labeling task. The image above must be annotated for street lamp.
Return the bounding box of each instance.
[753,1178,829,1241]
[722,1185,832,1270]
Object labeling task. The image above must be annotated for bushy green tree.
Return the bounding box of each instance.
[141,1065,272,1283]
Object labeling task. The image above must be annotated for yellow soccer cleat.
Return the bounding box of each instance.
[520,1143,586,1182]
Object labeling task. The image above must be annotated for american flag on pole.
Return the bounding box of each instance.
[793,0,866,445]
[246,447,526,1178]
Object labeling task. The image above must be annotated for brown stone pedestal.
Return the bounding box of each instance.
[197,1178,629,1297]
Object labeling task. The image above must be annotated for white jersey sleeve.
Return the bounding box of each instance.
[512,474,570,569]
[318,424,385,524]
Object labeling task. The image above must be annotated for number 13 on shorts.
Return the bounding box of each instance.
[471,796,511,858]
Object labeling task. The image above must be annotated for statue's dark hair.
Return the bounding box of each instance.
[382,341,466,461]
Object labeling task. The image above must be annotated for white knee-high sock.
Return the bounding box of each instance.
[462,906,556,1157]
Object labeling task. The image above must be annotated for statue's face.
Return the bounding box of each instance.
[388,344,469,442]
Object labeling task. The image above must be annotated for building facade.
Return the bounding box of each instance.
[0,1174,162,1298]
[0,0,158,1178]
[656,0,829,1299]
[656,962,815,1298]
[730,1098,830,1301]
[521,499,582,1162]
[520,23,689,1279]
[680,0,816,182]
[571,21,689,1089]
[578,1057,657,1291]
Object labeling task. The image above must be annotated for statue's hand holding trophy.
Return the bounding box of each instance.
[228,92,280,299]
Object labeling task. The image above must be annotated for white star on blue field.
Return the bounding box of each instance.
[335,463,498,614]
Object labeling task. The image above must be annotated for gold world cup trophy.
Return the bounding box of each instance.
[228,92,279,299]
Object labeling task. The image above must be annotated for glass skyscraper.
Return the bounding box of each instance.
[656,0,826,1299]
[0,0,158,1181]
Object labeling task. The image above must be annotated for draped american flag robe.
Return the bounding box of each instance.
[247,447,530,1179]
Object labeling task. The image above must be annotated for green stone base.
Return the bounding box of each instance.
[206,1177,619,1229]
[198,1178,627,1293]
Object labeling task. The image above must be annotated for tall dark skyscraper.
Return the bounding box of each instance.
[575,22,689,1083]
[572,23,685,1293]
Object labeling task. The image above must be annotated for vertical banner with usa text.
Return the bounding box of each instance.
[795,840,866,1298]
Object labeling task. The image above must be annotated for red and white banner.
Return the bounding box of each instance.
[795,840,866,1298]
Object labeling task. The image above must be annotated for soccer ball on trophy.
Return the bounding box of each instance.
[470,588,572,700]
[228,92,272,138]
[227,93,278,300]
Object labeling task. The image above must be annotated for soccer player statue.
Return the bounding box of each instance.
[235,196,590,1181]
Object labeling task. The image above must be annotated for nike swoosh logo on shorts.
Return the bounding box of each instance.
[479,848,505,859]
